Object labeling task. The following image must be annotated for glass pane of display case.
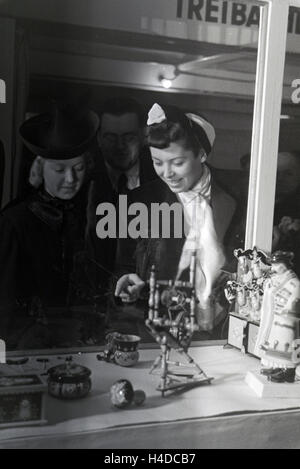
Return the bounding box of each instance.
[275,5,300,277]
[0,0,261,352]
[227,3,300,364]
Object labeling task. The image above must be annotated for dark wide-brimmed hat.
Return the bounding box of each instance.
[19,105,99,159]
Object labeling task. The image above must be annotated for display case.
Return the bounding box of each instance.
[0,0,300,449]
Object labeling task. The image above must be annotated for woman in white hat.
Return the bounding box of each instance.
[114,103,239,336]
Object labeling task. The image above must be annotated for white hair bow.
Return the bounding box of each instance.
[147,103,166,126]
[147,103,216,152]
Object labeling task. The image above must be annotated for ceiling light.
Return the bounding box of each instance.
[160,78,173,89]
[158,71,178,89]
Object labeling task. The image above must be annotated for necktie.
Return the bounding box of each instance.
[117,173,128,194]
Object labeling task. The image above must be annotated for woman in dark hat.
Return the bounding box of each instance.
[0,105,103,349]
[113,103,240,337]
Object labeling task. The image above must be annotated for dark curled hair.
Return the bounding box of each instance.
[145,105,205,156]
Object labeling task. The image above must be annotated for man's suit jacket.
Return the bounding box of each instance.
[92,146,158,204]
[87,146,158,283]
[116,166,245,283]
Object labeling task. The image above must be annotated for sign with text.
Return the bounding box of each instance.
[1,0,299,52]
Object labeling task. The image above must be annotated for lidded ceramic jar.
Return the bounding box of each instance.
[47,361,91,399]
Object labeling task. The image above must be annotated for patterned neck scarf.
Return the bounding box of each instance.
[177,165,225,330]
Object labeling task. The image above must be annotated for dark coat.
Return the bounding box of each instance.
[92,146,158,203]
[0,189,85,303]
[87,147,158,279]
[0,187,105,349]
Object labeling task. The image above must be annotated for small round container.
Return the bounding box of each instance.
[113,334,141,367]
[47,363,91,400]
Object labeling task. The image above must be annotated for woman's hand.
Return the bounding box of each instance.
[115,274,145,303]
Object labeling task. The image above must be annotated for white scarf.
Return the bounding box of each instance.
[177,165,226,330]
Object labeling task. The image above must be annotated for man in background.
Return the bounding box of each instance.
[87,97,157,283]
[96,96,157,195]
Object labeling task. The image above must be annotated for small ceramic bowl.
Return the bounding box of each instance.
[106,333,141,367]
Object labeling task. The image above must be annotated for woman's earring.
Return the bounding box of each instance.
[200,151,207,163]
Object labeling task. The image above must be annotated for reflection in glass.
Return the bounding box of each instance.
[0,4,260,351]
[276,6,300,277]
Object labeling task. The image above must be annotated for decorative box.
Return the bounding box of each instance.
[0,374,47,427]
[227,313,260,357]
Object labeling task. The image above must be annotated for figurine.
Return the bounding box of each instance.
[234,248,252,284]
[254,251,300,383]
[18,399,32,421]
[251,247,268,280]
[249,285,263,321]
[227,247,270,320]
[236,284,248,314]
